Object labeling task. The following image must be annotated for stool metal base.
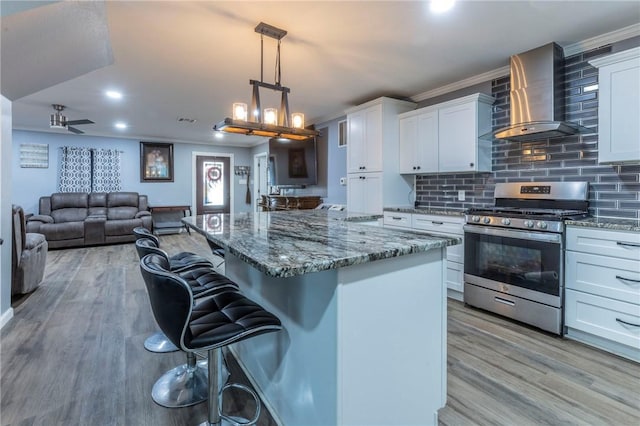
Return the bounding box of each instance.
[144,331,179,353]
[152,354,230,408]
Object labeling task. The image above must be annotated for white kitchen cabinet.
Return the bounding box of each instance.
[346,97,416,214]
[589,47,640,164]
[398,93,493,174]
[398,109,438,174]
[565,226,640,361]
[383,211,465,299]
[347,105,383,173]
[347,173,382,214]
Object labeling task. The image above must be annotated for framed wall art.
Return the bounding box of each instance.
[140,142,174,182]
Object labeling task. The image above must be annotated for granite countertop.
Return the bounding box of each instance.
[384,206,466,216]
[565,217,640,233]
[183,209,460,278]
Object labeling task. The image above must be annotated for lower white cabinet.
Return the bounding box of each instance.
[347,173,382,214]
[565,226,640,361]
[384,211,464,299]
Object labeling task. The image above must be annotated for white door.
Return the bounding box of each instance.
[399,115,417,173]
[347,110,365,173]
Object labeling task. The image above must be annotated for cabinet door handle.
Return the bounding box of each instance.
[495,297,515,306]
[617,241,640,248]
[616,275,640,284]
[416,166,421,170]
[432,221,444,225]
[391,216,403,220]
[616,318,640,327]
[469,162,474,168]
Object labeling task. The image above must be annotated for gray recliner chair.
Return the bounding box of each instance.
[12,205,48,295]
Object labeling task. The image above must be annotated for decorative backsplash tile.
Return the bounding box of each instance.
[416,43,640,220]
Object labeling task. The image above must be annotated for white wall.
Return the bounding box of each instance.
[1,96,14,327]
[12,130,255,214]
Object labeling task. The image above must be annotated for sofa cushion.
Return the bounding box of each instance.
[50,193,89,210]
[51,208,89,223]
[39,221,85,241]
[104,218,143,236]
[89,193,107,216]
[107,192,139,208]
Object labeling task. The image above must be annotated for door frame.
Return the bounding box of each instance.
[192,151,234,217]
[253,152,267,212]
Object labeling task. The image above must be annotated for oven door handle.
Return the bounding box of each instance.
[463,224,562,244]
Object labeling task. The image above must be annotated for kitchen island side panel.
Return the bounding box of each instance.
[227,248,447,426]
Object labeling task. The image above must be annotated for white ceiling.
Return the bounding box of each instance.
[2,1,639,148]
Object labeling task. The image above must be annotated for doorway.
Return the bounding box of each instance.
[193,153,233,215]
[253,152,268,211]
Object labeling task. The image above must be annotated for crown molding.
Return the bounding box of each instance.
[411,66,510,102]
[563,23,640,57]
[411,24,640,103]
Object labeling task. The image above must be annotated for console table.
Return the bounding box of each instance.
[149,205,191,235]
[259,195,322,211]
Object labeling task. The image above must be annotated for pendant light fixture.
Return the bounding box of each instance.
[214,22,318,141]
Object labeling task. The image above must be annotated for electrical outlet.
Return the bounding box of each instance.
[458,190,465,201]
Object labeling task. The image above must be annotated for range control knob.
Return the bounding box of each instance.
[524,220,534,228]
[483,217,491,224]
[501,218,511,226]
[472,215,481,223]
[537,221,548,229]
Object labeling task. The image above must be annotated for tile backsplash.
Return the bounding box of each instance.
[415,44,640,220]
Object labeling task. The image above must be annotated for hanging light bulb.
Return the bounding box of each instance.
[233,103,248,121]
[291,113,304,129]
[264,108,278,125]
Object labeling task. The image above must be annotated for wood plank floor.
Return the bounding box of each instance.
[2,232,639,425]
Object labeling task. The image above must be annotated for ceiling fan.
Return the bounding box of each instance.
[49,104,94,134]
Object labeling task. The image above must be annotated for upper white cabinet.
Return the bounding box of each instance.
[347,105,383,173]
[346,97,416,214]
[398,109,438,174]
[589,47,640,164]
[398,93,494,174]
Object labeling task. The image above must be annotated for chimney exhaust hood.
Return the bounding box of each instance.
[494,43,591,142]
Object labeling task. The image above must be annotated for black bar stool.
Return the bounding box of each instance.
[140,253,282,426]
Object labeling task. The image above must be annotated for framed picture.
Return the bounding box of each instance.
[140,142,174,182]
[288,148,308,178]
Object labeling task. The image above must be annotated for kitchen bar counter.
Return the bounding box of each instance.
[183,209,459,278]
[566,216,640,232]
[183,210,454,425]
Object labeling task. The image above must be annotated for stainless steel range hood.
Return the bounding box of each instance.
[494,43,590,142]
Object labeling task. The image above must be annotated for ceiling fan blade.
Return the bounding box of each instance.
[67,126,84,134]
[65,119,94,126]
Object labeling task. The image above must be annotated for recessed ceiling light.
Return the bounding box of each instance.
[430,0,455,14]
[105,90,123,100]
[114,122,127,129]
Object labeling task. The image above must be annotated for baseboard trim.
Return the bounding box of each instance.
[227,346,284,426]
[0,307,14,329]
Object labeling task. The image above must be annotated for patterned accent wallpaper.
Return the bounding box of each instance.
[415,44,640,220]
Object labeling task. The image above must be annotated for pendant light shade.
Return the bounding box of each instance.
[214,22,318,141]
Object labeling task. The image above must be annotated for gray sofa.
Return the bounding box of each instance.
[26,192,152,249]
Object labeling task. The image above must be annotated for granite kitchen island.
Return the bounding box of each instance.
[183,210,459,426]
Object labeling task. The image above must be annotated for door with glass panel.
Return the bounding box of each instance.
[196,156,231,215]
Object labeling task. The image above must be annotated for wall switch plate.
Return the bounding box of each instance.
[458,190,465,201]
[340,177,347,186]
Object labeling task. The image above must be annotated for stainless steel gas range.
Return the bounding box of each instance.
[463,181,589,335]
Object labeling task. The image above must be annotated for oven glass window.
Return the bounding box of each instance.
[464,232,561,295]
